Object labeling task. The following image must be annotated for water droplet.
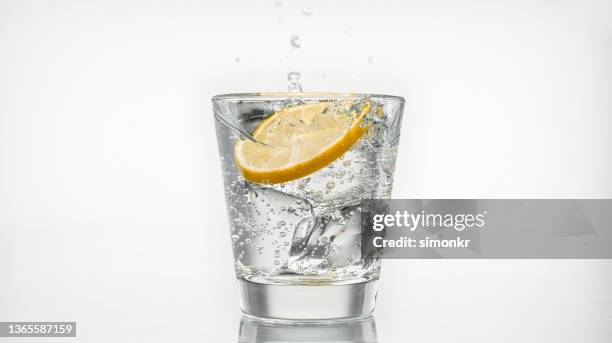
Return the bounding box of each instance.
[325,181,335,190]
[290,35,302,48]
[288,72,300,81]
[274,0,282,7]
[235,57,240,63]
[368,56,374,64]
[287,72,303,92]
[301,6,312,16]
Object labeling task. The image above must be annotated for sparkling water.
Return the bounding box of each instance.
[215,96,402,286]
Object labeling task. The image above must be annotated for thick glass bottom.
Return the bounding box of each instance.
[237,278,379,322]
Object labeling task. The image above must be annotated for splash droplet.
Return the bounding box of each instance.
[290,35,302,48]
[288,72,303,92]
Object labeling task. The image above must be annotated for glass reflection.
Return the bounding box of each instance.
[237,316,378,343]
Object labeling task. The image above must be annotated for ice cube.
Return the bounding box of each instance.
[238,186,312,274]
[287,206,362,275]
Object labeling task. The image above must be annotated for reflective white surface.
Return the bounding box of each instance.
[0,0,611,342]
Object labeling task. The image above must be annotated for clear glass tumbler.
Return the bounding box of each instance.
[213,93,404,321]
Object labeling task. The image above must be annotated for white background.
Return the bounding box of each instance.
[1,0,611,342]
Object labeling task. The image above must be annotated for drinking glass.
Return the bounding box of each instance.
[213,93,404,321]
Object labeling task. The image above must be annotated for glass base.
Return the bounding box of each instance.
[237,278,378,322]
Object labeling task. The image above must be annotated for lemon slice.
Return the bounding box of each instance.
[235,100,372,184]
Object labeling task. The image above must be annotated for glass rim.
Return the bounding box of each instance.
[211,92,405,103]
